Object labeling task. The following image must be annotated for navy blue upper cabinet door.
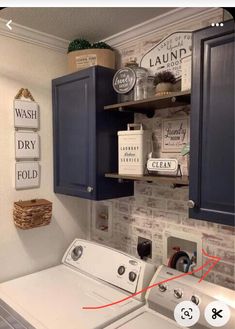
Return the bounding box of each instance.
[190,20,234,226]
[52,66,134,200]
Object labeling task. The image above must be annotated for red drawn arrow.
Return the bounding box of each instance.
[82,249,221,310]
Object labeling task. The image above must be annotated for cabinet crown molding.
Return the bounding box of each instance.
[102,7,222,48]
[0,18,69,53]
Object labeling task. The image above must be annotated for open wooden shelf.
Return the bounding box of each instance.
[104,91,190,116]
[105,173,189,187]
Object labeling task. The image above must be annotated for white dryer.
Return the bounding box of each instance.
[106,265,235,329]
[0,239,155,329]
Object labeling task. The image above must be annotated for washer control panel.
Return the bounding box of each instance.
[62,239,155,299]
[147,265,235,329]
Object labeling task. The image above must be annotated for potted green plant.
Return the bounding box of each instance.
[153,70,176,94]
[67,38,115,73]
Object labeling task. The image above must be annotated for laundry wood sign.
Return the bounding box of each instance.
[15,162,40,190]
[14,99,39,129]
[162,117,189,152]
[140,31,192,79]
[15,132,40,159]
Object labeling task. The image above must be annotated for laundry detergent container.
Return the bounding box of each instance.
[118,124,151,175]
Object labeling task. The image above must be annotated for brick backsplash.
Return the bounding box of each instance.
[91,183,235,291]
[91,8,234,291]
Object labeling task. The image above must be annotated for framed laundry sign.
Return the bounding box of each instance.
[14,99,39,129]
[140,31,192,79]
[15,162,40,190]
[162,117,189,152]
[15,132,40,159]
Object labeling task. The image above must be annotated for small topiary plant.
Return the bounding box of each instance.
[68,38,91,53]
[153,70,176,86]
[68,39,113,53]
[91,41,113,51]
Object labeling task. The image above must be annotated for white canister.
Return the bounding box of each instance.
[118,123,151,175]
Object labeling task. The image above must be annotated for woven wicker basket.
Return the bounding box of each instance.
[13,199,52,230]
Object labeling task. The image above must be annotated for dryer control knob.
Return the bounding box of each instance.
[118,266,125,275]
[71,245,83,261]
[174,288,183,299]
[159,283,167,292]
[191,295,200,305]
[129,271,137,282]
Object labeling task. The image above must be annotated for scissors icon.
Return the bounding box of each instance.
[212,308,223,319]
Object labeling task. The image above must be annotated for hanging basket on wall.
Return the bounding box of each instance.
[13,199,52,230]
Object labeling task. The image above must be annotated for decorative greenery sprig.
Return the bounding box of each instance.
[68,38,113,53]
[153,70,176,85]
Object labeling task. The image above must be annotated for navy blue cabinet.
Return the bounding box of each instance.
[52,66,134,200]
[189,20,234,226]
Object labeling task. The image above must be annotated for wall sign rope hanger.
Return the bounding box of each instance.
[15,88,35,102]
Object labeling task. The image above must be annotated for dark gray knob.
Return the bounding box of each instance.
[188,200,195,208]
[191,295,200,305]
[118,266,125,275]
[129,271,137,282]
[71,245,83,261]
[159,283,167,292]
[174,288,183,299]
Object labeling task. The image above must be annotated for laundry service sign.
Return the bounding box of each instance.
[140,31,192,79]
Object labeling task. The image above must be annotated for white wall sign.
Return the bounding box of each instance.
[140,31,192,79]
[15,132,40,159]
[162,117,189,152]
[15,162,40,190]
[14,99,39,129]
[147,158,178,172]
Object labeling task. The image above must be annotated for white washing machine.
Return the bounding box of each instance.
[0,239,155,329]
[106,265,235,329]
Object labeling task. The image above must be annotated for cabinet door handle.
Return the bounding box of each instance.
[87,186,93,193]
[188,200,195,208]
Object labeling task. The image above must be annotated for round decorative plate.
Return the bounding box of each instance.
[112,67,136,94]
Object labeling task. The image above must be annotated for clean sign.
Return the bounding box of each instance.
[147,158,178,172]
[14,99,39,129]
[15,162,40,190]
[15,131,40,159]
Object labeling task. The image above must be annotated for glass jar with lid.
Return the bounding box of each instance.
[125,58,148,101]
[144,76,155,99]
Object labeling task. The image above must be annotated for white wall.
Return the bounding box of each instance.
[0,35,89,282]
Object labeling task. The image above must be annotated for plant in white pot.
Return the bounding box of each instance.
[154,70,176,95]
[67,38,115,73]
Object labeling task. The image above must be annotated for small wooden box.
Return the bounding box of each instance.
[13,199,52,230]
[67,49,115,73]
